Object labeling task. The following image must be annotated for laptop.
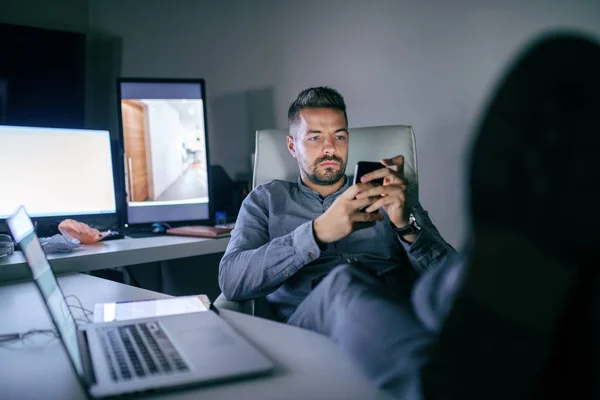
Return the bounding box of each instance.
[7,206,274,398]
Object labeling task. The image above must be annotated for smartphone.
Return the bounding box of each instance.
[353,161,385,186]
[353,161,385,213]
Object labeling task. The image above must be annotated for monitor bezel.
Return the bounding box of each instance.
[115,77,214,230]
[0,125,123,237]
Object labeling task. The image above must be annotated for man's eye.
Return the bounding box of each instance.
[336,135,347,140]
[308,136,319,141]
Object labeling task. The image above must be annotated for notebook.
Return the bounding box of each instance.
[93,295,212,323]
[166,225,232,238]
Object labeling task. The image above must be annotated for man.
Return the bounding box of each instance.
[286,33,600,399]
[219,87,455,321]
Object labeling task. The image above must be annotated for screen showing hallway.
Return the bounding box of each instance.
[118,80,211,224]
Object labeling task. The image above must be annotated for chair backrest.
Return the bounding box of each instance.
[253,125,419,201]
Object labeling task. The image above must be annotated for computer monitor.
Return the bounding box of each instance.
[0,125,117,220]
[116,79,212,228]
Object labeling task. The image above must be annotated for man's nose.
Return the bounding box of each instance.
[322,137,336,154]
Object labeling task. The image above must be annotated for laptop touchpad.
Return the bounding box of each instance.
[178,326,236,347]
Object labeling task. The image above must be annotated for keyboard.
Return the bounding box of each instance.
[99,322,189,381]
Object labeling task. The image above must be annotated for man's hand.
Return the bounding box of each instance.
[313,183,384,243]
[355,155,410,229]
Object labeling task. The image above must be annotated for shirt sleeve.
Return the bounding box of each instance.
[218,186,322,301]
[396,202,457,274]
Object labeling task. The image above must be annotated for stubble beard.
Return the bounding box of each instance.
[301,156,347,186]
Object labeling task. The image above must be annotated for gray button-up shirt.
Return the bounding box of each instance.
[219,176,456,320]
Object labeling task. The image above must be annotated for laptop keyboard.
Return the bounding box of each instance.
[99,322,189,381]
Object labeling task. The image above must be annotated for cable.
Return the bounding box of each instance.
[0,294,94,346]
[0,329,58,347]
[64,295,94,324]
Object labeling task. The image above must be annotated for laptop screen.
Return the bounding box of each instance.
[7,207,84,377]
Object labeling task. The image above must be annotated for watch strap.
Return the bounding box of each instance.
[392,224,419,236]
[391,212,421,236]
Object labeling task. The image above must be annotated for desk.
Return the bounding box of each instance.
[0,273,391,400]
[0,235,230,283]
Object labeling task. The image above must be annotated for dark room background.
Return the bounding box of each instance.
[1,0,599,249]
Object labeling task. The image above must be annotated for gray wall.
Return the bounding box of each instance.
[0,0,88,32]
[0,0,122,140]
[3,0,599,248]
[88,0,600,248]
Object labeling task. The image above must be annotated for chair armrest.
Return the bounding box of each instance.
[214,293,256,315]
[213,293,277,320]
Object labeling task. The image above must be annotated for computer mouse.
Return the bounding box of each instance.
[151,223,168,233]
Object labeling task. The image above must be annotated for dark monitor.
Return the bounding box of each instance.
[116,79,212,228]
[0,125,117,220]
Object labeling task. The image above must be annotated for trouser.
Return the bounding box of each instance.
[287,256,599,400]
[287,263,452,399]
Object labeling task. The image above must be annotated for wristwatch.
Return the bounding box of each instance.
[391,212,421,236]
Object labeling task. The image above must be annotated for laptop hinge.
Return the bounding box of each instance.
[77,328,97,386]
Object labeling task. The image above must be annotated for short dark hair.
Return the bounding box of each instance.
[288,86,348,127]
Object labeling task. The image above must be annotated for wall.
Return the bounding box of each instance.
[0,0,122,140]
[0,0,88,33]
[33,1,600,247]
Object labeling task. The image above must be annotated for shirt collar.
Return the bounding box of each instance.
[297,175,350,200]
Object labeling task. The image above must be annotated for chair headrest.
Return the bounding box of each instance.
[253,125,418,194]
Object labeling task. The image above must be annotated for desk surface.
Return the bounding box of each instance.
[0,274,390,400]
[0,235,230,283]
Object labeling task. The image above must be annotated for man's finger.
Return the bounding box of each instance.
[352,211,385,223]
[364,198,388,214]
[365,196,403,213]
[381,154,404,166]
[345,182,381,199]
[360,166,393,183]
[355,183,405,199]
[381,155,405,177]
[350,196,379,211]
[342,183,372,200]
[355,185,386,199]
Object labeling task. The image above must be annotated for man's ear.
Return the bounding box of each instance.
[287,135,297,158]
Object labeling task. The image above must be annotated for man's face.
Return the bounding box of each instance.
[287,108,349,186]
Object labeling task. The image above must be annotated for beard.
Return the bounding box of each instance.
[301,155,347,186]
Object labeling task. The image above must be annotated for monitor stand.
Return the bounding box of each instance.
[126,231,167,238]
[125,222,170,238]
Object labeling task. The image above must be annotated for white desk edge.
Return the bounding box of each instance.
[0,235,230,282]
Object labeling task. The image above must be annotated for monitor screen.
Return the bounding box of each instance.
[117,80,210,225]
[0,125,117,219]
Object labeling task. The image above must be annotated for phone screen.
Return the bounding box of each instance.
[353,161,385,186]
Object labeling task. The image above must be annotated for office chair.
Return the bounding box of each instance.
[214,125,420,317]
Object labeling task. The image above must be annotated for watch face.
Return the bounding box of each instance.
[410,213,421,231]
[409,213,415,224]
